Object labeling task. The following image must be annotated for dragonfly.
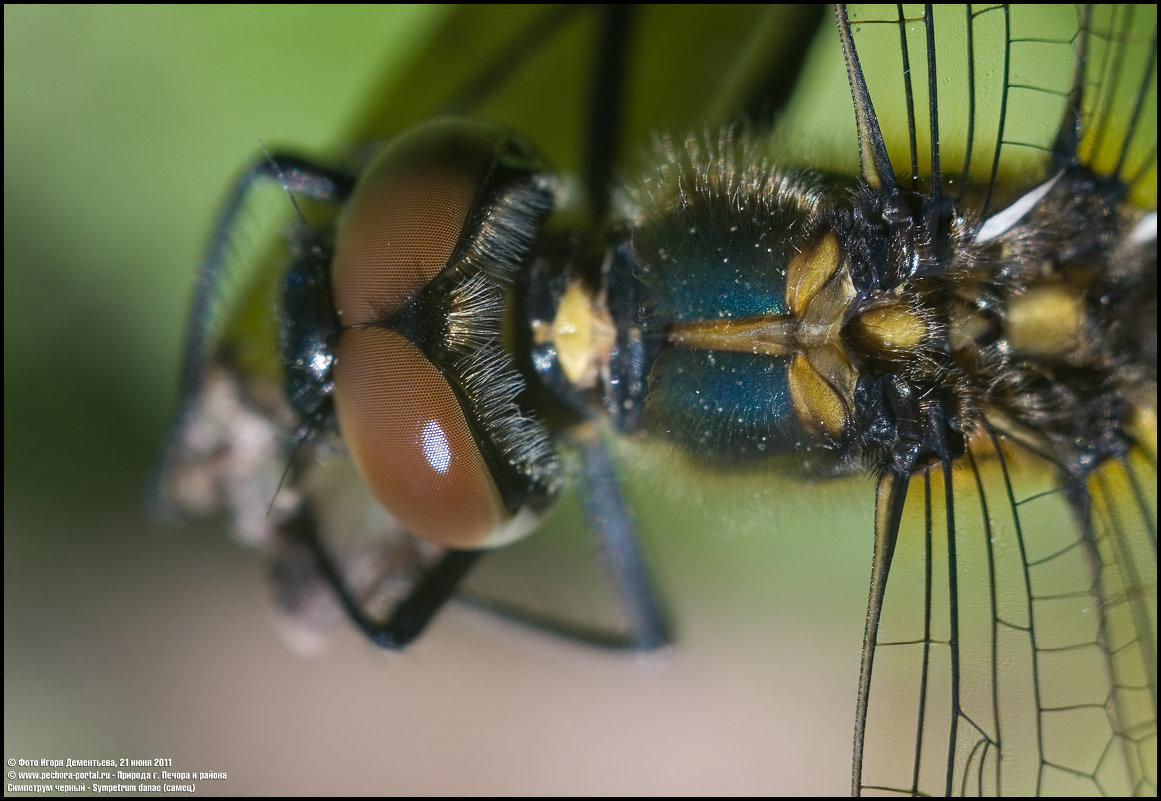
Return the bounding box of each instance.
[154,5,1157,795]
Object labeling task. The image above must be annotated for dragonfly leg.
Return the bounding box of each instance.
[151,155,355,522]
[448,434,672,652]
[286,502,482,651]
[574,434,672,651]
[582,4,633,221]
[178,154,354,403]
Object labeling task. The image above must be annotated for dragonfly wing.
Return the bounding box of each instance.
[1081,438,1158,792]
[1077,5,1157,209]
[842,3,1157,795]
[838,5,1081,213]
[856,431,1157,796]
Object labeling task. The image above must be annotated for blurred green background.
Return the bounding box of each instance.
[4,5,875,795]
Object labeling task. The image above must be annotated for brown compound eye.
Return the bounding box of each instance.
[332,121,494,327]
[328,120,554,549]
[333,327,506,549]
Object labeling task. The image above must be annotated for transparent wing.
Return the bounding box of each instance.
[841,5,1081,218]
[857,430,1157,796]
[1084,436,1158,793]
[837,4,1158,215]
[847,3,1158,795]
[1078,4,1157,209]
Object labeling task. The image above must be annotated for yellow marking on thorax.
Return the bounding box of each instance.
[1005,284,1083,357]
[531,280,615,389]
[787,233,842,316]
[849,300,928,357]
[789,348,852,439]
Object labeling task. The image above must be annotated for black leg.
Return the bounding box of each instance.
[449,434,670,652]
[575,433,671,651]
[177,154,353,404]
[293,503,483,650]
[151,155,354,521]
[583,4,634,222]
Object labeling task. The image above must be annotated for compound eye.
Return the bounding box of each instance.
[333,327,507,549]
[327,119,554,549]
[331,120,495,326]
